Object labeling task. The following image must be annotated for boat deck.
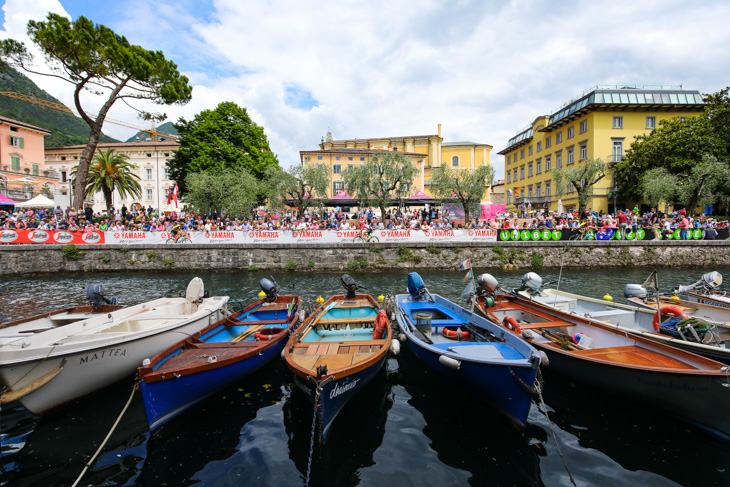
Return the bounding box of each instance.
[289,340,384,372]
[152,340,262,374]
[567,345,697,369]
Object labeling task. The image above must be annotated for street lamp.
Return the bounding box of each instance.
[204,191,211,218]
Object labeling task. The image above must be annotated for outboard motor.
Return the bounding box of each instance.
[624,284,648,300]
[407,272,428,300]
[520,272,543,294]
[476,273,499,295]
[341,274,365,299]
[260,277,280,301]
[86,283,119,310]
[676,271,723,294]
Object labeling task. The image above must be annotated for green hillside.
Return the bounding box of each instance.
[0,67,119,147]
[125,121,179,142]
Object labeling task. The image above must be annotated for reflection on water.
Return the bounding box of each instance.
[2,267,730,486]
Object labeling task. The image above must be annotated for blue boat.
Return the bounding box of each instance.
[139,278,302,431]
[283,275,395,440]
[394,273,543,429]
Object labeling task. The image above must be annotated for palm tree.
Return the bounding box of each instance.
[71,148,142,214]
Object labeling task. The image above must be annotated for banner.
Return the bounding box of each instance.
[0,229,105,245]
[495,228,729,241]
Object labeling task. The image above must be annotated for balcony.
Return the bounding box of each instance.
[515,195,551,204]
[606,154,626,165]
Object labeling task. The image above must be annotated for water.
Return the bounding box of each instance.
[2,268,730,487]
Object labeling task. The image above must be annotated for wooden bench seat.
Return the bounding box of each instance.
[518,321,575,330]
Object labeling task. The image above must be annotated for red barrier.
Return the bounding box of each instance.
[0,229,105,244]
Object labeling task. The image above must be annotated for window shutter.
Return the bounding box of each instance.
[19,137,24,148]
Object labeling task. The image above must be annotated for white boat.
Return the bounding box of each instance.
[0,278,230,415]
[0,284,123,346]
[513,273,730,365]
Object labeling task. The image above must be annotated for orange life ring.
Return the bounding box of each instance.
[443,326,470,340]
[373,310,388,339]
[653,306,689,331]
[503,316,521,334]
[254,326,284,341]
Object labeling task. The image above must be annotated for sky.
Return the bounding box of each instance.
[2,0,729,180]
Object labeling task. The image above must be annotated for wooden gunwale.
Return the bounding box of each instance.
[0,305,125,329]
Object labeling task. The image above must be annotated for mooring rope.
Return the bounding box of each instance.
[305,384,322,487]
[71,379,138,487]
[535,373,578,487]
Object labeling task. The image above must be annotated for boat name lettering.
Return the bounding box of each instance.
[329,378,361,399]
[637,377,708,393]
[698,298,730,310]
[79,348,127,364]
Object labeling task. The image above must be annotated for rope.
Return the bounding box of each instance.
[71,379,138,487]
[305,384,322,487]
[552,246,568,306]
[5,344,59,391]
[534,372,578,487]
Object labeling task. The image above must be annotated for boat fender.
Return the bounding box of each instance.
[652,305,689,331]
[443,326,470,340]
[398,333,407,342]
[142,358,151,367]
[438,354,461,370]
[521,330,534,340]
[255,326,285,341]
[539,351,549,367]
[281,348,286,360]
[503,316,521,334]
[373,310,388,339]
[389,339,400,356]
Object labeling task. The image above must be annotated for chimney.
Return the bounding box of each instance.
[438,124,441,138]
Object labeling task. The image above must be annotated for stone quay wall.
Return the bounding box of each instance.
[1,241,729,276]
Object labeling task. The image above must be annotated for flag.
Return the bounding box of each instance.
[642,270,658,291]
[507,189,513,196]
[464,269,473,282]
[459,259,471,271]
[514,187,522,198]
[167,186,172,205]
[172,182,179,208]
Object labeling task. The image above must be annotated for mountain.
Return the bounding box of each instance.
[0,66,119,147]
[125,121,179,142]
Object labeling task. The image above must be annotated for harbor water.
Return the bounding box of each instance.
[2,267,730,486]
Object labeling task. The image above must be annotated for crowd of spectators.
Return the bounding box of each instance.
[0,203,726,240]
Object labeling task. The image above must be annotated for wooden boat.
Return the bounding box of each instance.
[0,284,123,346]
[0,278,230,415]
[471,273,730,441]
[139,278,303,431]
[394,273,543,430]
[508,273,730,365]
[283,275,394,440]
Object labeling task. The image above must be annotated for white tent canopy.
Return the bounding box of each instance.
[15,195,56,208]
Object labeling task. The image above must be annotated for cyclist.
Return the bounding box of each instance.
[171,222,187,243]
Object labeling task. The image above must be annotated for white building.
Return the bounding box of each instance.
[44,140,180,214]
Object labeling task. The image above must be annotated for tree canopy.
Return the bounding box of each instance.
[0,13,192,209]
[184,168,260,219]
[430,165,495,222]
[71,148,141,214]
[343,152,418,219]
[553,158,607,219]
[263,163,330,216]
[168,101,280,194]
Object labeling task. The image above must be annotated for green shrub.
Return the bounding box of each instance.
[118,248,129,253]
[146,251,159,259]
[248,264,260,272]
[285,260,297,271]
[308,259,315,269]
[492,246,505,256]
[425,246,441,255]
[452,247,463,254]
[99,256,110,263]
[530,252,543,270]
[163,258,175,265]
[411,254,423,264]
[376,257,386,265]
[347,259,369,271]
[371,246,384,253]
[62,244,84,260]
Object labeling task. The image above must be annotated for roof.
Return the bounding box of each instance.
[327,134,439,144]
[442,141,493,148]
[45,140,180,151]
[300,148,426,158]
[0,116,52,135]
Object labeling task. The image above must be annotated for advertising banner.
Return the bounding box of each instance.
[0,229,105,245]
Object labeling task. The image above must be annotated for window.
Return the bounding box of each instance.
[536,158,542,174]
[568,182,575,193]
[335,156,341,161]
[452,156,459,168]
[520,165,525,180]
[11,156,20,171]
[507,172,511,183]
[507,155,511,164]
[556,132,562,144]
[536,183,542,196]
[347,165,354,171]
[520,149,525,159]
[567,147,574,165]
[32,164,39,176]
[567,126,574,139]
[579,142,587,161]
[146,189,153,200]
[580,120,587,133]
[556,151,562,168]
[401,183,410,192]
[613,140,624,162]
[507,193,511,204]
[528,185,533,197]
[545,155,551,171]
[613,116,623,129]
[9,136,23,148]
[146,153,152,158]
[545,180,551,196]
[317,156,323,160]
[360,157,365,161]
[10,126,17,132]
[317,164,324,169]
[545,136,551,148]
[513,168,518,181]
[333,164,341,174]
[163,168,169,180]
[528,162,533,177]
[334,181,344,191]
[536,141,542,152]
[646,116,656,129]
[348,156,353,161]
[61,171,67,182]
[146,168,153,180]
[528,145,533,156]
[164,153,170,157]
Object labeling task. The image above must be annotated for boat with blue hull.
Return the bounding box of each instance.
[394,273,543,430]
[139,278,302,431]
[283,275,395,440]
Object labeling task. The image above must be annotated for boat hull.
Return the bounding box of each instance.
[0,302,229,415]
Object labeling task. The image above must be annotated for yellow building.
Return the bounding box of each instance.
[499,86,705,214]
[304,125,493,198]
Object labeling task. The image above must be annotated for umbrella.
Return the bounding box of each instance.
[407,190,433,200]
[15,194,56,208]
[0,194,16,205]
[557,199,564,215]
